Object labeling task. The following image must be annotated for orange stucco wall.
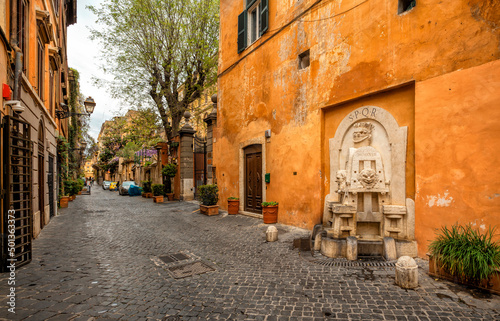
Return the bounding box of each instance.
[414,60,500,257]
[217,0,500,238]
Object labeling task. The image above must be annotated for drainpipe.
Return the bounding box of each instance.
[13,50,22,101]
[9,0,23,112]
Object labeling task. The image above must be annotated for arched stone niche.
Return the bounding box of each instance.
[323,106,415,250]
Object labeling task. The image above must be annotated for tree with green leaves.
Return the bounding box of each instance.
[89,0,219,141]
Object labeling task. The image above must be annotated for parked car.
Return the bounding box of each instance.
[109,182,118,191]
[119,181,138,195]
[102,181,111,190]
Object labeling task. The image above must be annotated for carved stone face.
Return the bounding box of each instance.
[353,127,371,143]
[358,168,378,189]
[352,122,374,144]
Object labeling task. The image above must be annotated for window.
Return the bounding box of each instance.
[237,0,269,53]
[398,0,416,14]
[37,38,44,100]
[53,0,59,16]
[298,50,310,69]
[18,0,29,72]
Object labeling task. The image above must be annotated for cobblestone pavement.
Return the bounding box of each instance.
[1,187,499,321]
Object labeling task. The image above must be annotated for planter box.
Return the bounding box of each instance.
[227,200,239,215]
[60,196,69,208]
[200,205,219,216]
[153,196,164,203]
[263,205,278,224]
[166,193,174,201]
[142,192,153,198]
[428,255,500,295]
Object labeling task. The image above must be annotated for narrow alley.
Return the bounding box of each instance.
[1,188,499,320]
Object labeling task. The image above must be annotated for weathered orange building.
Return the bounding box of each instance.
[216,0,499,257]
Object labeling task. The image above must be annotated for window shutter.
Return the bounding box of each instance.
[260,0,269,36]
[246,0,257,10]
[238,10,247,53]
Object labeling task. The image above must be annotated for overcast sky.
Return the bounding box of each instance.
[67,0,121,140]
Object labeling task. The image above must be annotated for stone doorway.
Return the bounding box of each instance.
[244,144,262,214]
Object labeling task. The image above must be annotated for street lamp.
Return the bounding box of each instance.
[55,96,96,119]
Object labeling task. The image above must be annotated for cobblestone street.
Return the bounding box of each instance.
[1,187,499,321]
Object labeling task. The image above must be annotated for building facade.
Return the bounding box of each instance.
[217,0,500,257]
[1,0,77,269]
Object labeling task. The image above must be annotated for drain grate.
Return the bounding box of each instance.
[168,261,215,279]
[311,259,395,267]
[159,253,190,264]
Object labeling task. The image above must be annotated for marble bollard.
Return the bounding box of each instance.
[266,226,278,242]
[395,256,418,289]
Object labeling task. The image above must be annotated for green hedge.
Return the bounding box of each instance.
[198,184,218,206]
[152,184,164,196]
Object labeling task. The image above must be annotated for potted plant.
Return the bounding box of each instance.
[152,183,164,203]
[262,202,279,224]
[59,195,69,208]
[198,184,219,215]
[162,163,177,201]
[141,180,153,198]
[428,224,500,293]
[227,197,239,215]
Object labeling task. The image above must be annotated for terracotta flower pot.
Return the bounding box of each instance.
[262,205,278,224]
[166,193,174,201]
[60,196,69,208]
[428,255,500,295]
[153,195,164,203]
[227,199,239,215]
[200,205,219,216]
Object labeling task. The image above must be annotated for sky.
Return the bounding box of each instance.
[67,0,122,140]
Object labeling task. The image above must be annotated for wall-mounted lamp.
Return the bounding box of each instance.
[56,96,96,119]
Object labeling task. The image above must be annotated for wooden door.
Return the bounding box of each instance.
[245,145,262,213]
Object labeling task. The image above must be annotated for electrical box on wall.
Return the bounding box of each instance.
[265,173,270,183]
[265,129,271,138]
[2,84,12,99]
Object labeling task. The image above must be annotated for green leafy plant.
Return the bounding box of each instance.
[144,161,152,167]
[162,163,177,193]
[429,224,500,284]
[162,163,177,177]
[228,197,239,200]
[262,201,279,207]
[152,184,164,196]
[142,180,152,193]
[198,184,218,206]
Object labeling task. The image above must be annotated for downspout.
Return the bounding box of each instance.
[9,0,23,107]
[13,50,22,101]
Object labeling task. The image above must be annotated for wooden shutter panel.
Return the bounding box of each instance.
[260,0,269,36]
[246,0,257,9]
[238,11,247,53]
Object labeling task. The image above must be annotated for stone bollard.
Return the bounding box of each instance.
[395,256,418,289]
[266,226,278,242]
[346,236,358,261]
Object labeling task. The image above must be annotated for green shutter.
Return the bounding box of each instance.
[238,10,247,53]
[247,0,257,10]
[260,0,268,36]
